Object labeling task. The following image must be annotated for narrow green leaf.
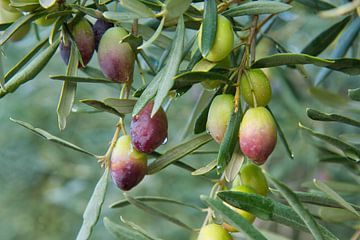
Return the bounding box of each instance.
[152,16,185,116]
[124,194,193,231]
[201,196,267,240]
[103,11,141,22]
[267,175,325,240]
[339,133,360,145]
[174,71,229,88]
[103,98,136,114]
[81,66,106,79]
[0,10,46,46]
[104,217,151,240]
[4,38,48,82]
[252,53,360,75]
[76,169,109,240]
[200,0,217,57]
[0,39,60,99]
[223,1,292,17]
[309,87,351,108]
[303,180,360,194]
[50,75,114,84]
[315,18,360,85]
[119,217,159,240]
[267,106,294,159]
[132,70,163,116]
[218,191,339,240]
[271,189,360,211]
[348,88,360,101]
[217,109,242,173]
[318,207,359,223]
[307,108,360,128]
[50,16,66,45]
[299,123,360,162]
[293,0,335,11]
[121,34,143,52]
[191,159,217,176]
[110,196,203,211]
[80,99,123,117]
[70,4,105,19]
[313,179,360,217]
[301,17,350,56]
[138,17,165,50]
[120,0,156,18]
[164,0,192,23]
[147,133,213,174]
[57,41,78,131]
[224,145,244,182]
[10,118,96,157]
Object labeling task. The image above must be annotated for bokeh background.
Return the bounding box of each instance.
[0,1,359,239]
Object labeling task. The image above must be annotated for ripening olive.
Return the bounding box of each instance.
[207,94,234,143]
[239,107,277,165]
[241,69,272,107]
[59,18,95,68]
[198,15,234,62]
[131,101,168,153]
[98,27,135,82]
[240,164,269,196]
[110,135,147,191]
[197,224,233,240]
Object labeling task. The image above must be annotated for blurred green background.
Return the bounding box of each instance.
[0,2,359,240]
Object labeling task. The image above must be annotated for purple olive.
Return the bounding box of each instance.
[97,26,135,82]
[130,101,168,153]
[59,18,95,68]
[92,19,114,51]
[110,135,147,191]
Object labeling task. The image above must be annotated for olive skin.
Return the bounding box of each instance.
[207,94,234,143]
[239,107,277,165]
[98,27,135,82]
[241,69,272,107]
[93,19,114,51]
[198,15,234,62]
[240,164,269,196]
[131,101,168,153]
[110,135,147,191]
[197,224,233,240]
[59,18,95,68]
[223,185,256,232]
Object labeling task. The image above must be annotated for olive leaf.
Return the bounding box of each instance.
[76,168,109,240]
[0,38,60,98]
[104,217,153,240]
[223,1,292,17]
[307,108,360,128]
[293,0,335,11]
[348,88,360,101]
[50,75,114,84]
[120,0,156,18]
[200,0,217,57]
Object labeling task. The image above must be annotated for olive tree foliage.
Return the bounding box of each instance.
[0,0,360,239]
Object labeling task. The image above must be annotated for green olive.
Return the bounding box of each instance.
[198,15,234,62]
[241,69,272,107]
[197,224,233,240]
[240,164,269,196]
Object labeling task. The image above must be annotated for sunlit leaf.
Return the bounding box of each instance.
[191,159,217,176]
[223,1,292,17]
[138,17,165,50]
[152,16,185,116]
[39,0,56,8]
[120,0,155,18]
[50,75,114,84]
[10,118,96,157]
[103,11,141,22]
[76,169,109,240]
[147,133,213,174]
[80,99,123,117]
[164,0,192,24]
[225,145,244,182]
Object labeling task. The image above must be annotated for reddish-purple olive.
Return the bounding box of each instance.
[131,101,168,153]
[59,18,95,68]
[110,135,147,191]
[97,26,135,82]
[92,19,114,51]
[239,107,277,165]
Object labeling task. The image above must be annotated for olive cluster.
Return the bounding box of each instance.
[197,14,275,239]
[58,18,168,191]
